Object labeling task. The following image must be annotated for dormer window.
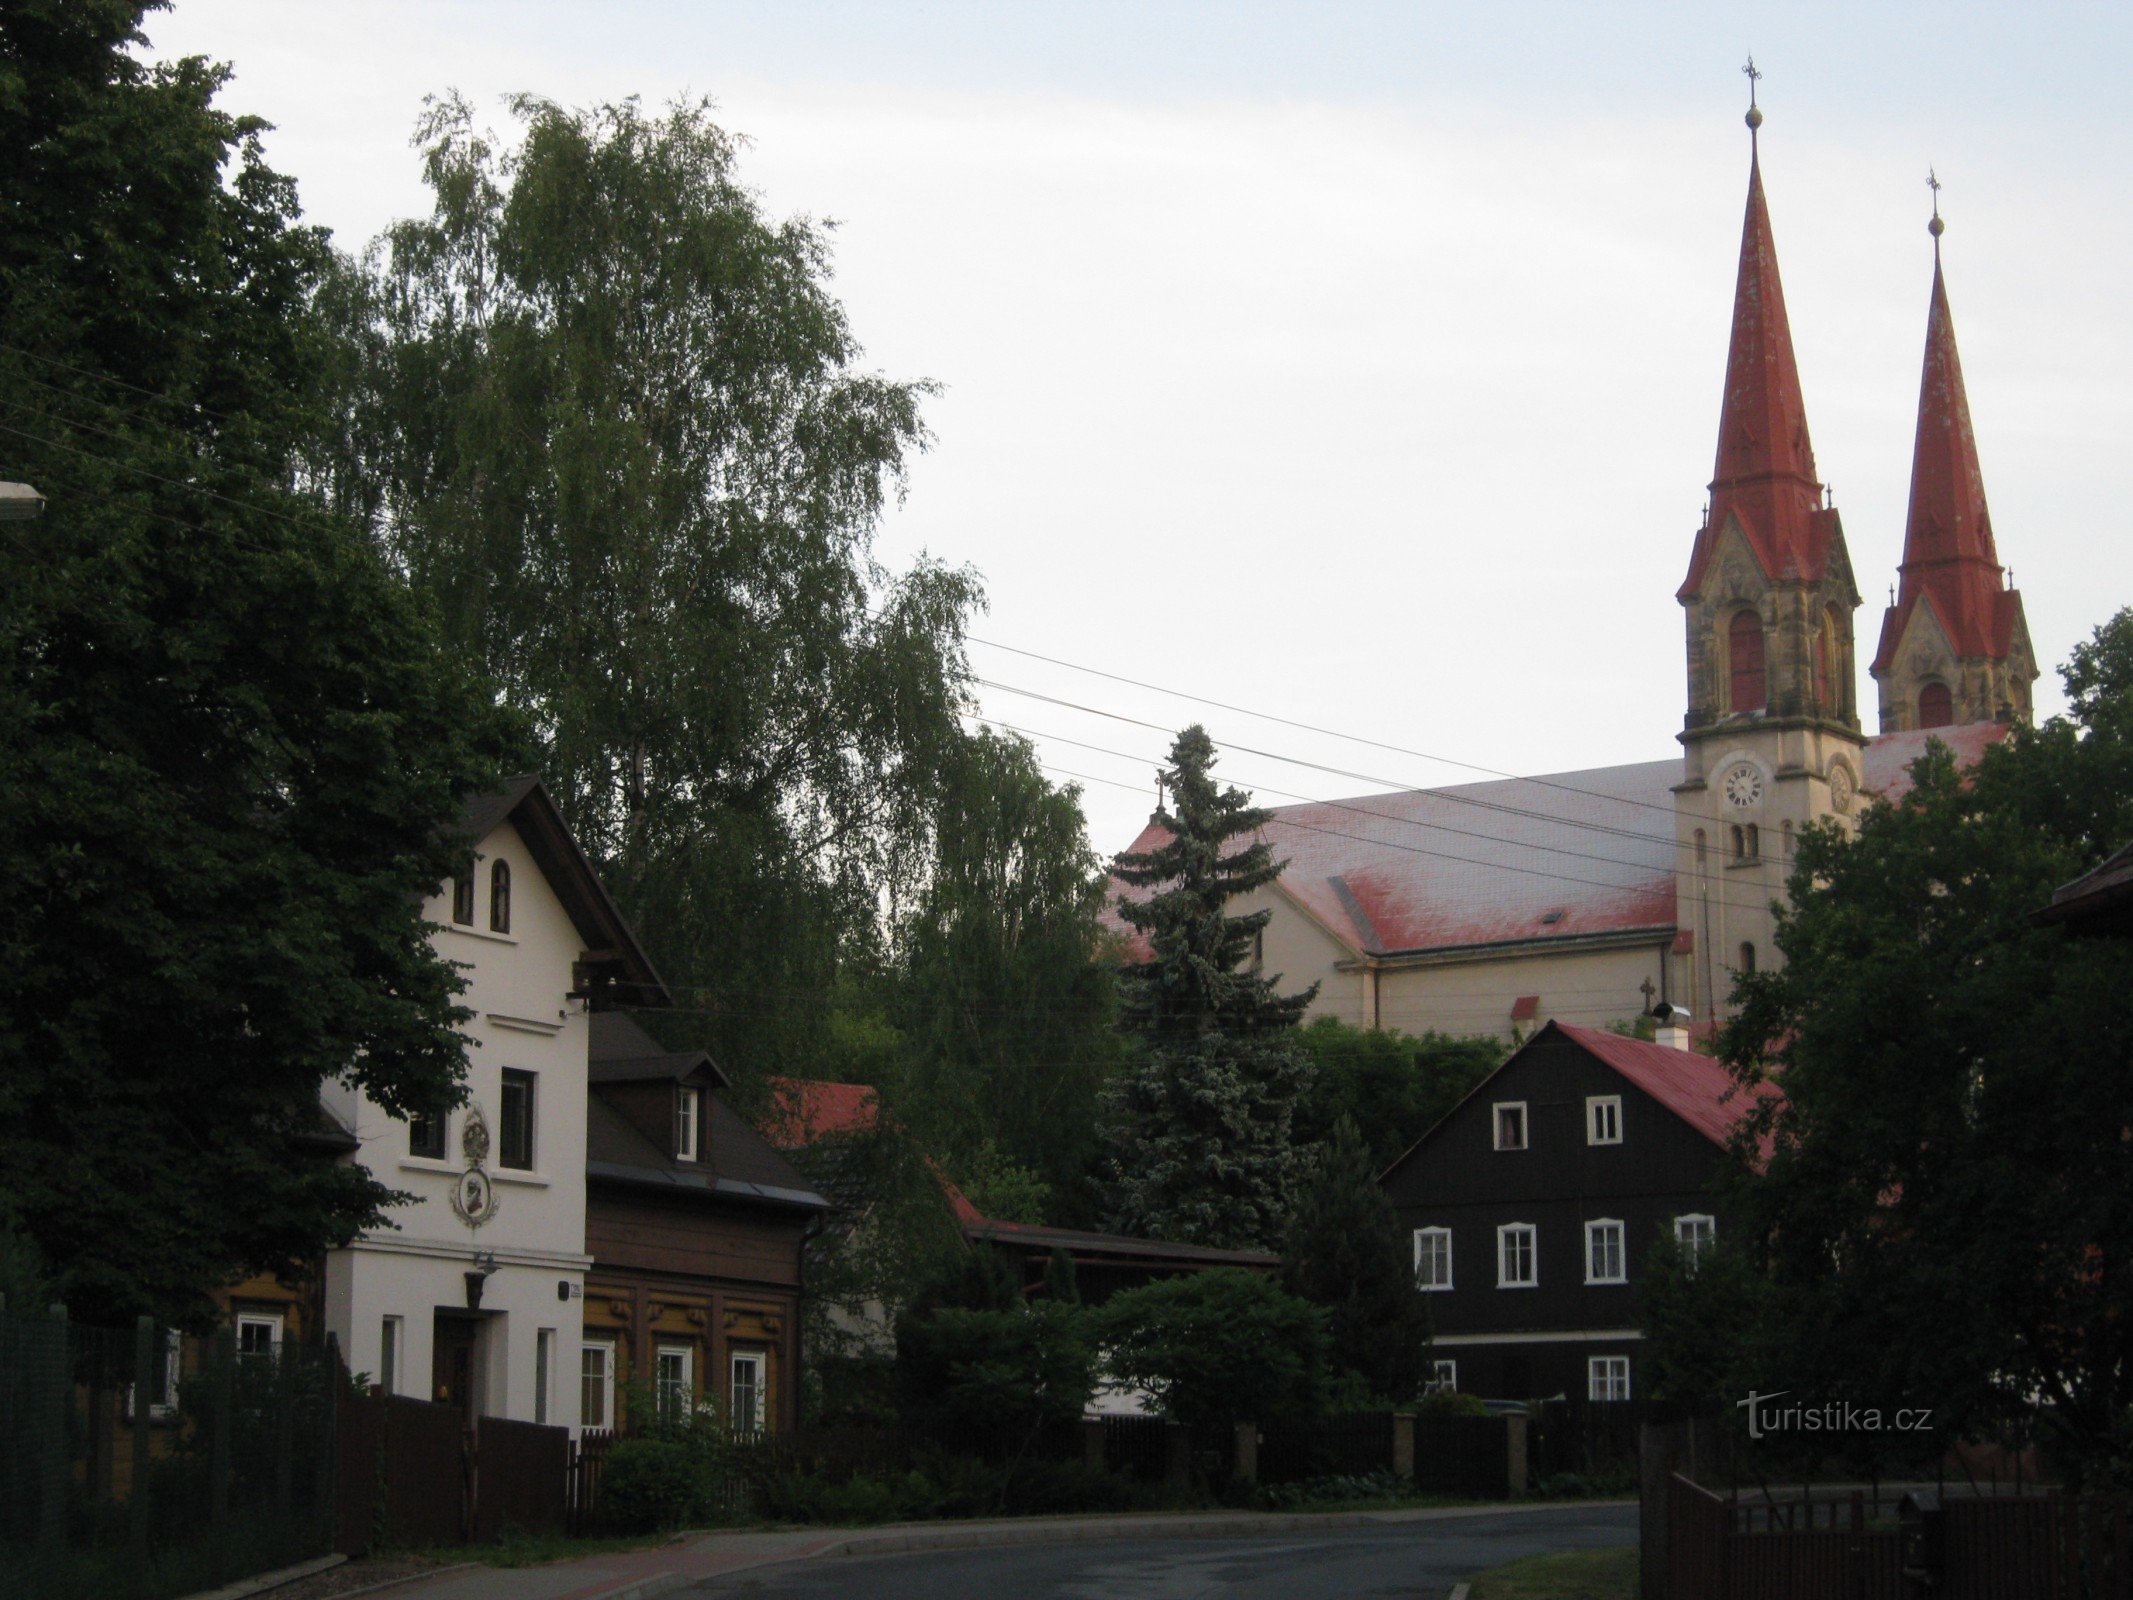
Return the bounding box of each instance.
[451,867,476,926]
[675,1086,701,1163]
[490,859,511,934]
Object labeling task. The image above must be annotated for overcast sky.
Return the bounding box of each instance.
[146,1,2133,855]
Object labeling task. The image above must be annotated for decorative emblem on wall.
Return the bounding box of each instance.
[1828,763,1856,815]
[449,1104,499,1229]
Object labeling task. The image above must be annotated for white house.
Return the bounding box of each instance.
[317,777,665,1432]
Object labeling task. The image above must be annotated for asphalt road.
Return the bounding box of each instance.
[690,1504,1638,1599]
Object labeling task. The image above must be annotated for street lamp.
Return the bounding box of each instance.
[0,481,45,521]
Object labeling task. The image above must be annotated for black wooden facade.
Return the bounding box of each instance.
[1380,1020,1745,1402]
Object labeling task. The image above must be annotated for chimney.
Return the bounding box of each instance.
[1651,1002,1694,1052]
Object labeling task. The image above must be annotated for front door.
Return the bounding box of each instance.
[432,1313,479,1412]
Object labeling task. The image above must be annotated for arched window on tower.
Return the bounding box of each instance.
[1728,609,1767,713]
[1738,941,1757,975]
[1745,823,1760,861]
[490,859,511,934]
[1814,607,1844,716]
[1918,681,1954,729]
[1694,829,1707,867]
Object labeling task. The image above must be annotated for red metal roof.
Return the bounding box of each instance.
[1872,257,2023,673]
[1861,720,2009,800]
[1509,995,1540,1022]
[1679,144,1838,601]
[1552,1021,1775,1152]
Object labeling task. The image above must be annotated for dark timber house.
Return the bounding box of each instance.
[1379,1019,1771,1403]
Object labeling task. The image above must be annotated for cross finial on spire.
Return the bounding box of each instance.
[1927,167,1945,256]
[1743,55,1764,137]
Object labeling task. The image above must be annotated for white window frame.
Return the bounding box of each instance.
[1427,1359,1457,1395]
[380,1315,403,1397]
[1675,1213,1717,1268]
[1586,1095,1622,1145]
[1497,1222,1537,1288]
[655,1342,695,1422]
[730,1349,767,1432]
[1413,1227,1453,1291]
[1589,1355,1632,1402]
[235,1311,284,1360]
[1492,1101,1528,1151]
[125,1328,182,1422]
[675,1086,701,1163]
[1585,1218,1627,1284]
[580,1339,616,1433]
[535,1328,555,1425]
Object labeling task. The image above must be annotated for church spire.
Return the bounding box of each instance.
[1870,180,2037,730]
[1679,80,1836,600]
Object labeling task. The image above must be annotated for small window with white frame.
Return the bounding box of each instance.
[1492,1101,1528,1151]
[675,1085,701,1163]
[1587,1094,1622,1145]
[580,1339,616,1432]
[1413,1227,1453,1291]
[731,1349,767,1433]
[655,1343,694,1422]
[1497,1222,1537,1287]
[1675,1213,1717,1269]
[235,1311,283,1363]
[1585,1218,1626,1284]
[1589,1355,1631,1402]
[1427,1359,1457,1395]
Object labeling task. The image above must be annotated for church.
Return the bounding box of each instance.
[1112,100,2037,1043]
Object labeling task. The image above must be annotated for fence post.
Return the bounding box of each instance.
[1505,1411,1528,1500]
[209,1328,234,1541]
[1081,1418,1105,1472]
[131,1315,155,1552]
[1392,1413,1415,1482]
[273,1340,296,1529]
[1163,1422,1191,1492]
[1232,1421,1258,1485]
[38,1303,69,1561]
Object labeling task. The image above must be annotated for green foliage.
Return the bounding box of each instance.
[329,91,979,1083]
[1291,1019,1504,1173]
[1636,1232,1772,1412]
[1105,728,1319,1247]
[599,1439,701,1533]
[1717,608,2133,1483]
[0,0,516,1326]
[953,1139,1052,1227]
[894,1249,1094,1452]
[887,731,1123,1219]
[1254,1470,1438,1510]
[1281,1115,1433,1403]
[1094,1268,1328,1431]
[1416,1389,1490,1418]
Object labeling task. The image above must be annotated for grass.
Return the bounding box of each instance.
[1466,1544,1639,1600]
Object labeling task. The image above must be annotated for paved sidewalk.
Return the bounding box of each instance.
[372,1501,1631,1600]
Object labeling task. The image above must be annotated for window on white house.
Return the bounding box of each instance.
[535,1328,555,1425]
[380,1316,402,1396]
[1497,1223,1537,1288]
[452,867,476,926]
[581,1340,615,1432]
[731,1350,766,1433]
[409,1110,446,1160]
[489,859,512,934]
[1590,1355,1632,1402]
[655,1344,694,1423]
[1587,1095,1622,1145]
[500,1069,536,1170]
[1493,1102,1528,1151]
[1427,1359,1457,1395]
[1676,1214,1717,1269]
[125,1329,182,1422]
[1586,1219,1627,1284]
[1413,1227,1453,1291]
[675,1086,701,1163]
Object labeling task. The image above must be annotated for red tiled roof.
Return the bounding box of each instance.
[760,1077,880,1149]
[1509,995,1540,1022]
[1553,1021,1776,1152]
[1105,759,1681,961]
[1861,720,2009,801]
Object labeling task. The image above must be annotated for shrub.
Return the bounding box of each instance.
[601,1438,701,1532]
[1416,1389,1489,1418]
[1094,1269,1328,1431]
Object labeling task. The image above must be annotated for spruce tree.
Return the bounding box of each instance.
[1105,727,1317,1248]
[1281,1115,1433,1403]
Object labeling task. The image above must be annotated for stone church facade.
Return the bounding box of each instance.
[1112,108,2037,1043]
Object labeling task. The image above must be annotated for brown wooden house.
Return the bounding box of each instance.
[581,1013,831,1433]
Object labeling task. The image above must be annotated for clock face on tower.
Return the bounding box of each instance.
[1722,762,1765,810]
[1829,763,1855,815]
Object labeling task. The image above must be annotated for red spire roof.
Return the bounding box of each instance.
[1871,255,2018,670]
[1680,144,1841,599]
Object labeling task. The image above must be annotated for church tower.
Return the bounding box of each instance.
[1672,83,1865,1022]
[1869,195,2037,730]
